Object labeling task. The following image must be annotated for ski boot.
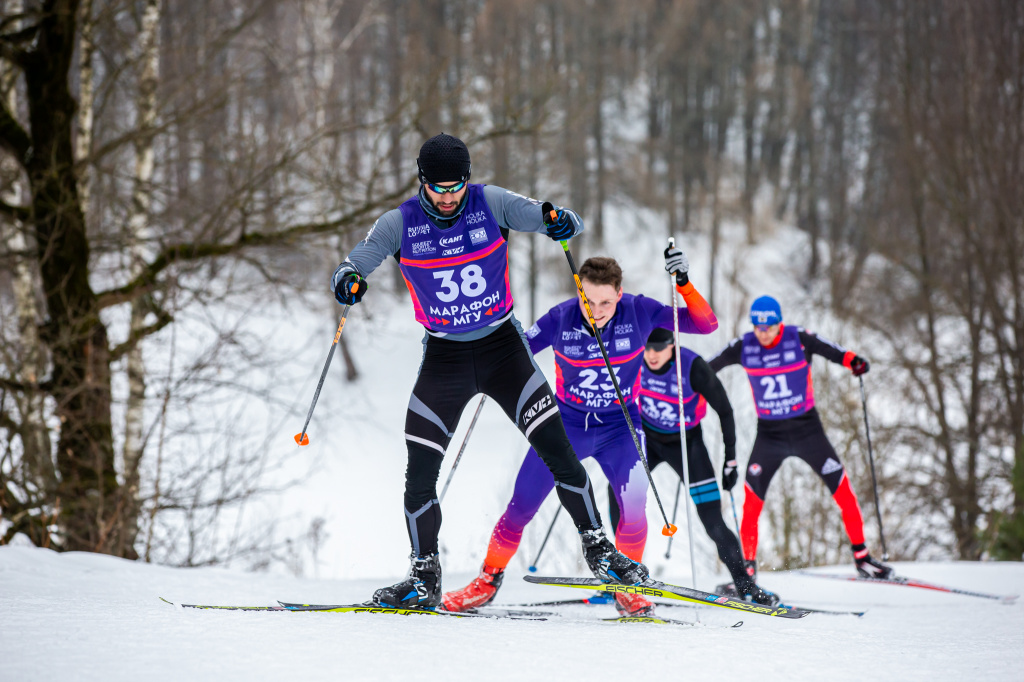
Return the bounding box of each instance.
[614,592,655,616]
[580,528,649,585]
[372,553,442,609]
[441,563,504,612]
[853,545,894,580]
[715,561,780,606]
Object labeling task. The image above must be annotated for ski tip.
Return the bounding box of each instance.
[1000,595,1019,605]
[294,433,310,446]
[661,523,678,537]
[158,597,178,607]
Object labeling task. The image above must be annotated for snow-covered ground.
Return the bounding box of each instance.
[1,546,1021,681]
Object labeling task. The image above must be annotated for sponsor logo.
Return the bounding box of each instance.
[747,356,762,367]
[564,345,583,356]
[752,310,775,324]
[526,323,542,339]
[749,463,762,476]
[744,345,760,353]
[562,330,583,341]
[784,351,796,362]
[715,596,730,604]
[615,338,631,352]
[523,395,553,425]
[441,247,464,256]
[469,226,489,245]
[407,224,431,237]
[411,240,436,255]
[466,211,488,225]
[821,458,843,475]
[614,323,634,335]
[439,234,463,247]
[587,342,601,352]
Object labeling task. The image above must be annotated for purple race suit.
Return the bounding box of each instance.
[740,324,815,420]
[398,184,512,334]
[525,294,713,414]
[638,348,708,434]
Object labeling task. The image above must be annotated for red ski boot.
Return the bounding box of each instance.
[441,564,504,612]
[614,591,655,616]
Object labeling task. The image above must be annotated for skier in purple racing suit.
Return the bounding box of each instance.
[442,255,718,616]
[330,133,647,609]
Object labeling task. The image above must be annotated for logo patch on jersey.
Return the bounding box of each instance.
[564,345,583,356]
[439,234,463,247]
[441,247,464,256]
[411,240,436,255]
[522,395,553,426]
[469,226,488,245]
[744,345,760,354]
[407,224,431,237]
[821,458,843,475]
[526,323,541,338]
[784,351,797,362]
[562,330,582,341]
[749,463,762,476]
[466,211,488,225]
[615,338,631,352]
[614,324,634,335]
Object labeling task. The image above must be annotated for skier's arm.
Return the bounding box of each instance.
[689,358,736,455]
[707,337,743,373]
[644,289,719,336]
[483,185,584,239]
[797,328,863,369]
[525,308,558,354]
[331,209,404,284]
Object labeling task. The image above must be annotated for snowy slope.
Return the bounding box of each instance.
[1,546,1021,682]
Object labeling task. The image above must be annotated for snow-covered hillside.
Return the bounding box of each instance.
[1,546,1021,681]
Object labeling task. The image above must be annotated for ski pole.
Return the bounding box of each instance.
[528,506,561,572]
[728,490,741,537]
[544,202,677,537]
[294,298,357,446]
[859,375,889,560]
[667,237,699,589]
[439,395,487,503]
[665,480,682,558]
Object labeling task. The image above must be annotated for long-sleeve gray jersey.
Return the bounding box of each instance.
[335,185,583,340]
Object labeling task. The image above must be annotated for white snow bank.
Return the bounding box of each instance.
[1,546,1021,682]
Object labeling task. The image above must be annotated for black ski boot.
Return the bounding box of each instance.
[853,545,894,579]
[715,561,780,606]
[580,528,649,585]
[372,553,442,609]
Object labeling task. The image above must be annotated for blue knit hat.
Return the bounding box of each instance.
[750,296,782,326]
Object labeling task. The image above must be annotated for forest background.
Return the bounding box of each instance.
[1,0,1022,578]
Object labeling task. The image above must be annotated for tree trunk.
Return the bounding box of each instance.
[20,0,119,554]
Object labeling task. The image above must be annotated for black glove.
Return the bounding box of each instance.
[541,201,575,241]
[664,245,690,286]
[850,355,870,376]
[721,444,738,491]
[331,265,367,306]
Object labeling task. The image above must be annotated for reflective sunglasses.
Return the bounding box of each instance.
[425,180,468,195]
[754,325,775,333]
[645,341,673,352]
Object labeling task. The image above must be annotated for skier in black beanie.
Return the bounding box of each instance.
[329,133,649,609]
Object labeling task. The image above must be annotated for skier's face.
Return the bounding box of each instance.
[424,180,468,216]
[580,280,622,329]
[644,344,674,370]
[753,323,781,346]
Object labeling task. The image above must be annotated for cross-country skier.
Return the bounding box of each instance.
[707,295,893,587]
[443,253,718,616]
[330,133,647,609]
[604,327,779,605]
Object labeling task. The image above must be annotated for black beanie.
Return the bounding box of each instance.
[646,327,675,349]
[417,133,471,184]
